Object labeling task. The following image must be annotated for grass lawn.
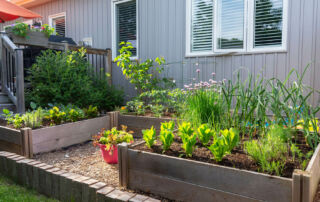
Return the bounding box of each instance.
[0,174,58,202]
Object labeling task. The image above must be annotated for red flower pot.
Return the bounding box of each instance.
[99,144,118,164]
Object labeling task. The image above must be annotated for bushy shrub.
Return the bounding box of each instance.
[25,49,123,111]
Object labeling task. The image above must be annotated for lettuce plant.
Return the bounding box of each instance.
[161,121,175,132]
[208,136,229,162]
[159,129,174,152]
[142,126,157,149]
[220,128,239,152]
[179,122,197,157]
[197,124,215,146]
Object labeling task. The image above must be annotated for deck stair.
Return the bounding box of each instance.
[0,92,16,113]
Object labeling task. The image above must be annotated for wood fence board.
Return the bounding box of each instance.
[0,140,22,154]
[127,149,292,202]
[304,144,320,202]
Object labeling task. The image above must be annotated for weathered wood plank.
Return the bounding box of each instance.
[32,116,110,154]
[129,170,260,202]
[127,149,292,202]
[0,140,22,155]
[119,115,175,137]
[303,143,320,202]
[292,170,302,202]
[0,126,22,145]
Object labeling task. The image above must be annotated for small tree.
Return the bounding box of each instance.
[114,42,174,93]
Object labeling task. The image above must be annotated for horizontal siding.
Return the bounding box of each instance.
[0,0,319,104]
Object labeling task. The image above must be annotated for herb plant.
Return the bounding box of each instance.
[41,24,55,37]
[11,22,29,38]
[220,128,240,152]
[142,126,157,149]
[161,121,175,132]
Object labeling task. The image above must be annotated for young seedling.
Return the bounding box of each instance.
[142,126,157,149]
[197,124,215,146]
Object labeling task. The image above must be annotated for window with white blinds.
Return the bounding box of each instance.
[191,0,213,52]
[216,0,245,50]
[49,13,66,37]
[186,0,287,55]
[114,0,137,57]
[254,0,283,48]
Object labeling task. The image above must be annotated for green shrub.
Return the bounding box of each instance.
[197,124,215,146]
[25,49,123,111]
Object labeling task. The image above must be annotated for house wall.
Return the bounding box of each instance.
[1,0,320,104]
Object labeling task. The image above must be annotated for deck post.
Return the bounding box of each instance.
[15,49,25,114]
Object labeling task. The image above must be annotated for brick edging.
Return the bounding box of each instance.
[0,151,160,202]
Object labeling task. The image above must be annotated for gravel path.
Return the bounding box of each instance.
[34,142,119,187]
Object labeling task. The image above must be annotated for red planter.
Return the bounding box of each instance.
[99,144,118,164]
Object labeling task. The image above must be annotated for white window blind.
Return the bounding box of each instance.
[116,0,137,56]
[254,0,283,47]
[191,0,213,52]
[52,16,66,37]
[216,0,245,50]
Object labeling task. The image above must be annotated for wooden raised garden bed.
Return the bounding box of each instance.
[118,142,320,202]
[0,113,118,157]
[118,114,175,137]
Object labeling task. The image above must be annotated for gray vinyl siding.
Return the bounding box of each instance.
[1,0,320,104]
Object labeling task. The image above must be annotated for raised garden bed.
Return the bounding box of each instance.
[119,141,320,202]
[0,114,116,157]
[118,114,175,137]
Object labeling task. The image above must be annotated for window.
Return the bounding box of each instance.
[112,0,138,58]
[186,0,288,56]
[49,12,66,37]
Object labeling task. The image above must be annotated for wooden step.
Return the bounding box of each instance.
[0,93,12,104]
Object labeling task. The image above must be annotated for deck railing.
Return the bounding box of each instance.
[1,34,25,113]
[0,33,112,114]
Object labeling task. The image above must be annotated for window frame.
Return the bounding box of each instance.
[186,0,288,57]
[48,12,67,37]
[112,0,139,60]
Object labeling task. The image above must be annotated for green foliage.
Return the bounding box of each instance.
[26,49,123,111]
[244,126,288,176]
[182,88,224,128]
[159,129,174,152]
[197,124,215,146]
[94,126,134,152]
[220,128,240,152]
[161,121,175,132]
[208,136,229,162]
[142,126,157,149]
[23,108,45,128]
[41,24,55,37]
[3,109,23,129]
[83,105,99,119]
[67,108,84,122]
[114,42,175,92]
[149,104,164,118]
[10,22,29,38]
[178,122,197,157]
[47,107,66,125]
[125,89,185,117]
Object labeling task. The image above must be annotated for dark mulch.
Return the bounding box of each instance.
[134,134,311,178]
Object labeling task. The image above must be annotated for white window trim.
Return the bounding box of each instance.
[111,0,139,60]
[186,0,288,57]
[48,12,67,36]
